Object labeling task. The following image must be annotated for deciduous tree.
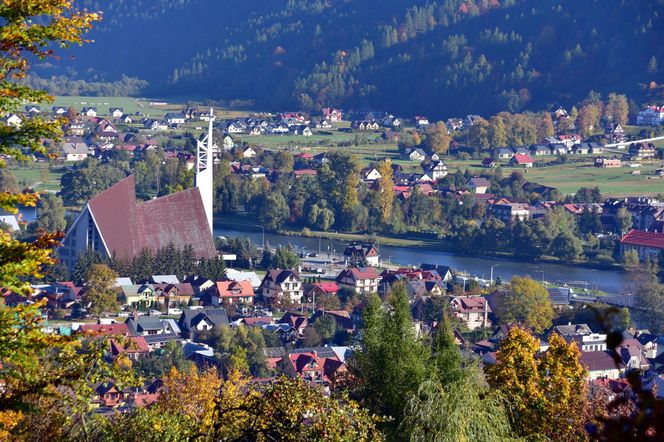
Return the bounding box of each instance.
[84,264,120,317]
[495,276,554,334]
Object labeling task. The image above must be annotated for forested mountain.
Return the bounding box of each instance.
[42,0,663,117]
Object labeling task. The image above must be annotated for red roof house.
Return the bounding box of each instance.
[620,229,664,261]
[510,153,534,167]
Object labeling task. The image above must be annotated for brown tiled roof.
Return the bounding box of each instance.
[88,175,216,260]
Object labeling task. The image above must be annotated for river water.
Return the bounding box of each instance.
[214,225,628,294]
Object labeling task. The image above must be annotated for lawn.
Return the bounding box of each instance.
[10,165,64,192]
[502,163,663,196]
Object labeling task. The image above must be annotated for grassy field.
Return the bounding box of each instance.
[10,165,64,192]
[48,96,168,117]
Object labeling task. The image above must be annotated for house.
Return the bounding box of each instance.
[109,108,124,118]
[150,275,180,284]
[281,349,346,388]
[94,382,124,407]
[336,267,382,294]
[322,108,343,122]
[550,143,568,155]
[212,280,254,305]
[467,177,491,194]
[492,202,530,222]
[242,147,257,159]
[449,296,491,330]
[178,307,229,338]
[125,314,175,336]
[109,336,150,360]
[419,264,453,282]
[120,114,133,124]
[81,107,97,117]
[636,105,664,126]
[425,160,448,181]
[558,134,582,149]
[25,104,41,114]
[495,148,514,160]
[61,138,89,161]
[305,282,339,302]
[404,148,426,162]
[510,153,534,168]
[310,309,353,332]
[531,144,551,156]
[3,114,22,128]
[52,106,67,115]
[581,351,623,380]
[343,243,380,266]
[620,229,664,261]
[164,112,186,125]
[259,269,303,305]
[226,121,245,133]
[589,142,604,154]
[595,156,622,168]
[415,116,430,128]
[628,142,656,160]
[278,312,308,337]
[67,121,86,136]
[481,157,497,168]
[606,123,627,143]
[572,143,590,155]
[144,119,168,131]
[292,125,312,136]
[153,283,195,306]
[361,167,382,182]
[120,284,156,306]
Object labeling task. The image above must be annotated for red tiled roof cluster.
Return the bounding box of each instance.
[215,280,255,299]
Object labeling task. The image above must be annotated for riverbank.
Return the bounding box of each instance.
[213,214,625,273]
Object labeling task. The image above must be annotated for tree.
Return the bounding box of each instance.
[648,56,658,73]
[401,365,515,441]
[259,192,289,230]
[431,308,462,387]
[605,93,629,125]
[551,231,583,261]
[616,207,632,234]
[422,121,451,154]
[72,248,103,284]
[352,285,431,437]
[0,169,19,193]
[376,159,394,226]
[577,103,601,137]
[35,193,66,231]
[271,245,300,269]
[84,264,120,317]
[314,314,337,343]
[487,328,589,441]
[495,276,554,334]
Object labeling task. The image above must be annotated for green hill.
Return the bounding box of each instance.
[43,0,663,118]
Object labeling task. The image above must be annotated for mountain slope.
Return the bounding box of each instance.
[46,0,664,117]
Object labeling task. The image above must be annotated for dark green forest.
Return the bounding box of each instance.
[41,0,663,117]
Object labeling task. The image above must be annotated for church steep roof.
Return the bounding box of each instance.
[87,175,216,260]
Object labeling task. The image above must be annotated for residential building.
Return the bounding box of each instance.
[628,142,656,160]
[178,307,229,338]
[343,243,380,266]
[467,177,491,194]
[259,269,303,304]
[61,138,89,161]
[492,202,531,222]
[510,153,534,168]
[212,280,255,305]
[620,229,664,261]
[425,160,448,180]
[336,267,382,294]
[120,284,156,306]
[636,105,664,126]
[595,156,622,168]
[449,296,491,330]
[164,112,186,125]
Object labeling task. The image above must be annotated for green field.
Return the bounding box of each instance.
[9,166,64,193]
[48,96,169,117]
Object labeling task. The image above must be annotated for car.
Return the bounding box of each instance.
[167,308,183,315]
[149,310,162,316]
[118,312,130,318]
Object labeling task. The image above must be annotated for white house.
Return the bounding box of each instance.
[259,269,303,304]
[61,138,89,161]
[242,147,257,159]
[109,108,124,118]
[81,107,97,117]
[3,114,22,128]
[637,106,664,126]
[165,113,185,125]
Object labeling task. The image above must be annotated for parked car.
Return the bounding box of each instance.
[149,310,162,316]
[167,308,183,315]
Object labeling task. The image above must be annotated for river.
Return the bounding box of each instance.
[213,225,629,294]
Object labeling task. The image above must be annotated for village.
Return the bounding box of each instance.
[2,98,664,424]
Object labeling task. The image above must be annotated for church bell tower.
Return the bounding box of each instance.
[196,108,215,235]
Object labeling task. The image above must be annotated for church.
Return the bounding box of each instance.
[59,109,218,270]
